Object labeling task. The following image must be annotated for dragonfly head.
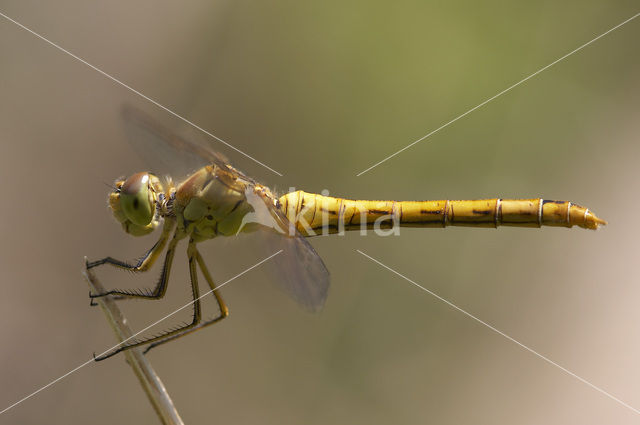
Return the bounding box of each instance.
[109,172,163,236]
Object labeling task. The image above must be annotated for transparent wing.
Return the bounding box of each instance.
[260,229,330,312]
[243,188,330,312]
[122,105,330,310]
[121,105,239,182]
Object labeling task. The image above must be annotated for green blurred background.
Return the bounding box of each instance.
[1,1,638,424]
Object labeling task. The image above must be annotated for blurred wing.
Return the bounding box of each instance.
[123,105,330,310]
[264,230,330,312]
[121,105,238,181]
[245,188,330,312]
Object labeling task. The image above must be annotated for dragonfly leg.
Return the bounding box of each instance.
[89,231,180,300]
[142,249,229,355]
[95,238,203,361]
[86,217,175,273]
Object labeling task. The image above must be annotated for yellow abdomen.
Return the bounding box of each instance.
[278,191,606,237]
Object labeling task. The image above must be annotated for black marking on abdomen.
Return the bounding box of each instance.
[311,224,340,231]
[368,209,389,215]
[472,209,492,215]
[395,220,442,225]
[421,209,442,214]
[319,206,338,215]
[348,210,356,225]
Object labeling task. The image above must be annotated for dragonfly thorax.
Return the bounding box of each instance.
[173,166,260,242]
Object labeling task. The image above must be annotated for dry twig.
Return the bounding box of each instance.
[83,258,184,425]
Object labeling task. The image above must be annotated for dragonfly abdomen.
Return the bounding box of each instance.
[279,191,606,237]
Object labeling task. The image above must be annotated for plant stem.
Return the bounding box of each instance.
[83,258,184,425]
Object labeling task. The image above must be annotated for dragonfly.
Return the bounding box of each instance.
[87,107,606,360]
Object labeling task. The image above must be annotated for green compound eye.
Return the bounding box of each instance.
[120,172,155,226]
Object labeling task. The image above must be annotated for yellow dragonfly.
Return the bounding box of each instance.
[87,107,606,360]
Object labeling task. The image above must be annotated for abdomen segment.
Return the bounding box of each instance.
[278,191,606,237]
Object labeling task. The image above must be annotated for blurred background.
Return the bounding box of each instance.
[0,1,639,424]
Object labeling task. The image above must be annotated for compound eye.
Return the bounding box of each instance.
[119,172,154,226]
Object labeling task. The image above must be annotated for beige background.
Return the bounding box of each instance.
[0,1,639,424]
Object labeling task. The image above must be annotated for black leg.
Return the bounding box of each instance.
[89,232,179,300]
[87,218,175,273]
[142,249,229,354]
[94,238,203,361]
